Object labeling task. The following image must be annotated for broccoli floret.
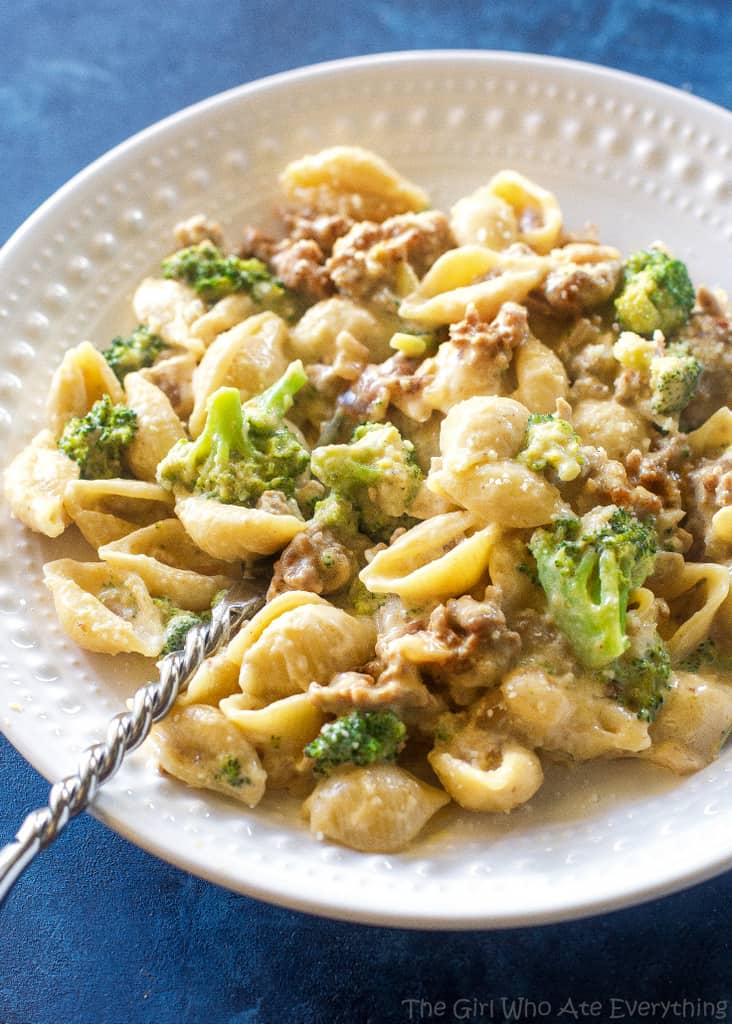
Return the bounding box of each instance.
[243,361,309,433]
[312,491,360,537]
[609,636,671,722]
[215,754,250,788]
[517,412,587,483]
[304,709,407,776]
[161,611,207,655]
[615,248,695,337]
[528,506,658,669]
[310,421,423,540]
[156,362,309,505]
[161,242,300,320]
[57,395,138,479]
[612,330,702,419]
[346,577,386,616]
[649,348,703,416]
[153,596,210,656]
[102,325,166,381]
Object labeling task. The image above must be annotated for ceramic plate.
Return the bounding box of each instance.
[2,52,732,928]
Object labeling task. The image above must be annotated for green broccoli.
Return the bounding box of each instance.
[528,506,658,669]
[153,597,210,656]
[57,395,138,479]
[310,421,423,541]
[346,577,386,616]
[161,611,207,655]
[304,709,407,776]
[649,347,703,416]
[312,491,360,537]
[156,361,309,505]
[517,412,587,482]
[161,242,300,320]
[215,754,250,788]
[102,324,166,381]
[615,248,695,337]
[608,635,671,722]
[243,361,309,434]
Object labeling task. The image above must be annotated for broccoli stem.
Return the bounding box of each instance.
[246,359,307,430]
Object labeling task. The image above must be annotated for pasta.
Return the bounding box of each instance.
[6,146,732,854]
[63,478,174,548]
[46,341,124,436]
[426,396,567,527]
[188,312,291,437]
[174,495,305,560]
[98,518,237,610]
[132,277,207,357]
[43,560,164,656]
[3,430,79,537]
[123,372,186,481]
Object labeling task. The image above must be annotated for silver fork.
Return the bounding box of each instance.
[0,585,265,905]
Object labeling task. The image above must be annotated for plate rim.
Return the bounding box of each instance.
[3,49,732,928]
[4,48,732,259]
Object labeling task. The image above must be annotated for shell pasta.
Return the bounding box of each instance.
[5,146,732,853]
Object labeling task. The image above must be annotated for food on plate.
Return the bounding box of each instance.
[6,145,732,852]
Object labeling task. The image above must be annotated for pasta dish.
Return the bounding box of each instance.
[5,146,732,853]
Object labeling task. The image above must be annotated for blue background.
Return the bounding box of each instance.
[2,2,732,1022]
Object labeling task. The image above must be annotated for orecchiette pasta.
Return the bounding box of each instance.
[571,398,649,461]
[64,478,174,548]
[289,297,393,364]
[649,553,730,661]
[280,145,428,221]
[174,495,305,560]
[641,671,732,774]
[237,600,376,703]
[220,692,326,789]
[43,559,164,656]
[502,667,651,760]
[132,277,207,357]
[712,506,732,544]
[8,147,732,854]
[449,172,563,255]
[450,186,521,250]
[188,312,291,437]
[429,740,543,813]
[510,335,569,413]
[486,533,539,613]
[483,170,563,254]
[46,341,124,436]
[359,512,500,605]
[178,592,325,708]
[686,406,732,454]
[139,351,197,420]
[123,372,186,481]
[151,705,267,807]
[398,244,550,326]
[3,429,80,537]
[189,292,257,347]
[303,764,449,853]
[427,396,566,527]
[98,518,236,610]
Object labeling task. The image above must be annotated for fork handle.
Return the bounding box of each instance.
[0,592,264,905]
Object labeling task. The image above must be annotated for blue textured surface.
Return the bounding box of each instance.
[2,2,732,1022]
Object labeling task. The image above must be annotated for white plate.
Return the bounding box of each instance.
[2,51,732,929]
